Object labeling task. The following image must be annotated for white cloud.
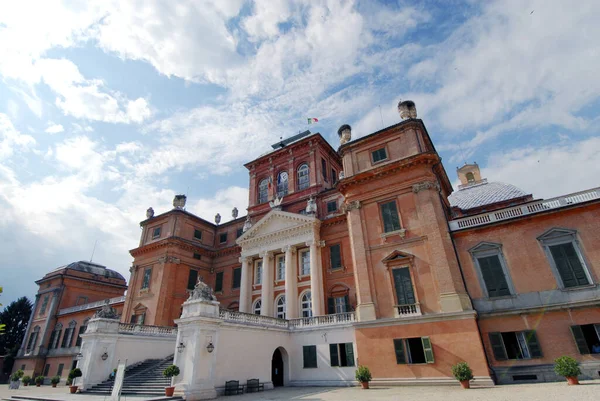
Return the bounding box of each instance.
[191,186,249,224]
[45,122,64,134]
[242,0,291,41]
[0,113,36,159]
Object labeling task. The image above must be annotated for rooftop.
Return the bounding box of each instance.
[47,260,126,281]
[448,180,530,211]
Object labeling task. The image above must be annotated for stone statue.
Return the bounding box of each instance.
[337,124,352,145]
[215,213,221,225]
[146,207,154,219]
[269,195,283,210]
[398,100,417,119]
[173,194,187,209]
[306,196,317,215]
[242,215,252,232]
[232,207,239,219]
[94,300,119,320]
[188,278,217,302]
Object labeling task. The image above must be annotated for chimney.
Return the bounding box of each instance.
[338,124,352,145]
[398,100,417,119]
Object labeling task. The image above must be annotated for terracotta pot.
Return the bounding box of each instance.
[566,376,579,385]
[360,381,369,389]
[36,384,41,387]
[24,383,29,387]
[165,386,175,397]
[460,380,470,389]
[70,385,78,394]
[52,383,57,388]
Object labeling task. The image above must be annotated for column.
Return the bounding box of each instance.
[239,257,252,313]
[260,251,274,316]
[283,245,298,319]
[308,241,324,316]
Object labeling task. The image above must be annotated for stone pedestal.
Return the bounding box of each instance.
[78,318,120,390]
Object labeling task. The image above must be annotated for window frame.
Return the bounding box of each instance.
[219,232,228,244]
[331,168,337,184]
[297,163,310,190]
[537,228,594,290]
[193,229,202,241]
[276,255,285,281]
[371,146,388,164]
[299,249,311,276]
[253,298,262,315]
[214,271,224,293]
[232,267,241,289]
[379,199,402,233]
[469,242,516,299]
[300,290,312,318]
[393,337,435,364]
[141,268,152,290]
[254,260,263,285]
[488,330,543,361]
[275,294,286,319]
[187,269,199,291]
[151,226,161,239]
[193,252,202,260]
[329,243,342,271]
[277,171,289,197]
[326,200,338,214]
[303,345,318,368]
[258,178,269,204]
[329,343,355,367]
[321,158,328,182]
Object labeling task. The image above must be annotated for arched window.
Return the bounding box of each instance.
[277,171,288,197]
[27,326,40,352]
[301,291,312,318]
[275,295,286,319]
[297,164,309,190]
[76,319,89,346]
[258,178,269,204]
[253,298,262,315]
[466,172,475,183]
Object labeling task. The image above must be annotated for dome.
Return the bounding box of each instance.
[448,181,529,211]
[49,261,126,281]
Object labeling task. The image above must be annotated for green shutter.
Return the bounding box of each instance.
[343,295,350,312]
[330,244,342,269]
[524,330,543,358]
[550,243,589,287]
[478,255,511,297]
[489,332,508,360]
[392,268,415,305]
[327,298,335,314]
[421,337,435,363]
[381,201,401,233]
[303,346,316,368]
[48,331,56,350]
[232,268,241,288]
[393,339,406,364]
[329,343,339,366]
[215,272,223,292]
[187,269,199,290]
[570,325,590,354]
[345,343,355,367]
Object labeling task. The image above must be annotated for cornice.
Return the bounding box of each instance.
[129,236,240,259]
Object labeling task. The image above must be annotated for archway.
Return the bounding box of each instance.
[271,347,289,387]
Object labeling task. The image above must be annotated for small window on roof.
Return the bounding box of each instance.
[219,232,228,244]
[152,226,161,239]
[466,172,475,183]
[372,148,387,163]
[194,229,202,240]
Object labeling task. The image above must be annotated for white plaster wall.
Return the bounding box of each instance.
[113,334,175,366]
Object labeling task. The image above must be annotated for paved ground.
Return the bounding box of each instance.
[2,380,600,401]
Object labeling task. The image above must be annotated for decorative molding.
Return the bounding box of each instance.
[157,256,181,264]
[342,200,361,213]
[259,250,274,260]
[412,181,440,193]
[318,240,326,248]
[281,245,297,253]
[129,265,138,273]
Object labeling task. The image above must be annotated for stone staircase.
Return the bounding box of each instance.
[84,355,177,397]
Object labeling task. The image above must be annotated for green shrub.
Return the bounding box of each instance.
[35,376,45,385]
[51,376,61,385]
[10,372,20,382]
[554,356,581,377]
[355,365,372,383]
[163,365,180,378]
[66,378,73,386]
[15,369,25,379]
[68,368,82,379]
[451,362,474,381]
[22,375,31,385]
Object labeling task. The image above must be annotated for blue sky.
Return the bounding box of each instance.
[1,0,599,305]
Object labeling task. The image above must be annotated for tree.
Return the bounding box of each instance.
[0,294,33,374]
[0,286,4,334]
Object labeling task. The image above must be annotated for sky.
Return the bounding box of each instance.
[1,0,599,306]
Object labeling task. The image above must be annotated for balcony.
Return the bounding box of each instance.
[46,346,80,357]
[118,323,178,337]
[449,187,600,231]
[288,312,356,329]
[394,303,422,318]
[218,309,356,330]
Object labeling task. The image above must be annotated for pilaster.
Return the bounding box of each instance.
[283,245,298,319]
[260,251,274,316]
[239,257,252,313]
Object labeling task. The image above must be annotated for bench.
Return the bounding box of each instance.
[245,378,264,393]
[224,380,244,395]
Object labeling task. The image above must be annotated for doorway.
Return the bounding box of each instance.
[271,348,284,387]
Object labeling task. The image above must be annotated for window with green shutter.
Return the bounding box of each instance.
[477,255,511,297]
[549,243,590,288]
[489,331,543,360]
[421,337,435,363]
[303,345,317,368]
[489,332,508,360]
[392,268,416,305]
[232,268,241,289]
[330,244,342,270]
[380,200,401,233]
[215,271,224,292]
[329,343,354,367]
[393,337,434,364]
[329,343,339,366]
[393,338,406,364]
[371,147,387,163]
[187,269,199,290]
[570,324,600,354]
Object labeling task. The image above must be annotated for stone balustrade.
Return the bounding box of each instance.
[219,309,289,328]
[218,309,357,330]
[288,312,356,329]
[58,296,126,316]
[395,303,421,317]
[449,187,600,231]
[118,323,178,337]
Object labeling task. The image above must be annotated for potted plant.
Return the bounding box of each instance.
[554,356,581,385]
[68,368,82,393]
[163,365,180,397]
[355,365,372,389]
[22,376,31,387]
[9,371,22,390]
[51,376,61,388]
[451,361,474,389]
[35,376,45,387]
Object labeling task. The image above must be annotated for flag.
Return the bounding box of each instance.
[267,176,273,191]
[307,117,319,124]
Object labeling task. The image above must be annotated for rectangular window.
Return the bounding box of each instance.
[477,255,511,297]
[255,261,263,285]
[327,200,338,213]
[61,327,74,348]
[549,242,590,288]
[276,256,285,281]
[194,229,202,241]
[40,295,49,315]
[44,364,50,377]
[329,343,355,367]
[219,232,228,244]
[215,271,224,292]
[380,200,401,233]
[152,226,161,239]
[322,158,328,181]
[570,324,600,354]
[393,337,435,364]
[488,331,543,360]
[76,325,87,346]
[331,168,337,184]
[236,228,244,238]
[328,295,349,314]
[232,267,241,289]
[141,268,152,290]
[371,147,388,163]
[57,364,64,377]
[193,252,201,260]
[329,244,342,270]
[303,345,318,368]
[300,250,311,276]
[187,269,199,290]
[392,268,416,306]
[49,328,62,349]
[27,331,38,351]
